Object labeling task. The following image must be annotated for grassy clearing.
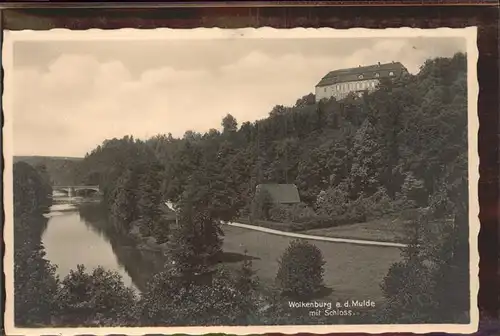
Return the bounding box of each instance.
[302,216,408,243]
[221,225,403,303]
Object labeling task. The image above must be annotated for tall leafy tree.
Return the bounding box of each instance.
[348,119,383,198]
[111,167,140,230]
[14,161,53,215]
[221,113,238,134]
[56,265,138,327]
[13,162,59,327]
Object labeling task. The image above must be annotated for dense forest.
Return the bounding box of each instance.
[13,156,82,186]
[13,53,471,326]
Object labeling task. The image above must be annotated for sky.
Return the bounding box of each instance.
[11,34,466,157]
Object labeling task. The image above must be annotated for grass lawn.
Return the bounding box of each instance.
[302,216,408,243]
[221,224,403,304]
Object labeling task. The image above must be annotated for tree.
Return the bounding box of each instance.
[183,130,203,142]
[378,209,436,323]
[56,265,138,326]
[110,167,140,230]
[400,172,428,207]
[315,182,349,217]
[222,113,238,133]
[13,163,59,327]
[294,93,316,108]
[35,163,53,193]
[348,118,383,198]
[140,269,253,326]
[13,161,52,215]
[425,153,469,322]
[250,188,272,221]
[74,136,157,207]
[379,153,469,324]
[275,239,325,297]
[14,216,60,327]
[137,166,164,238]
[234,250,260,318]
[166,204,211,284]
[164,140,204,203]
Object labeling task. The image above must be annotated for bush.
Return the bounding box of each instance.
[315,184,349,217]
[289,213,366,232]
[316,184,407,224]
[275,239,325,297]
[289,203,317,222]
[269,204,290,222]
[269,202,316,223]
[140,269,255,326]
[56,265,138,326]
[401,173,428,207]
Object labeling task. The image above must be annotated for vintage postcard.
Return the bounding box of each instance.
[3,27,479,335]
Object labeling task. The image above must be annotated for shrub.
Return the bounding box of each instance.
[56,265,138,326]
[141,269,255,326]
[269,202,316,223]
[289,213,365,232]
[401,172,428,207]
[289,203,317,222]
[315,184,349,217]
[366,187,394,217]
[269,204,291,222]
[275,239,325,297]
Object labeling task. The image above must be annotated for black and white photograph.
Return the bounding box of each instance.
[3,27,479,335]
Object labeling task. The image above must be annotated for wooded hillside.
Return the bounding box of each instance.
[72,53,467,229]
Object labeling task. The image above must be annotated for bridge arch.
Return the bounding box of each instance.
[52,185,101,197]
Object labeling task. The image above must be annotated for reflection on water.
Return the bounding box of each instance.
[41,200,168,293]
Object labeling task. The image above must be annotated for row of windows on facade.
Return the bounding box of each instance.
[323,79,377,93]
[357,71,394,79]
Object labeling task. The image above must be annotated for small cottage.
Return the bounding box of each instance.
[255,184,301,204]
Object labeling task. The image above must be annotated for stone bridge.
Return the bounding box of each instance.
[52,185,101,197]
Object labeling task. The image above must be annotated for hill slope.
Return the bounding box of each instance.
[13,156,83,186]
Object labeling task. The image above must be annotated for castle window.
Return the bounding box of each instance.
[358,74,364,79]
[389,71,394,76]
[375,73,380,78]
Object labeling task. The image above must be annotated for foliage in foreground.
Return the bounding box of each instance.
[276,239,326,298]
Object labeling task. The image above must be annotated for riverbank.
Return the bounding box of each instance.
[129,221,170,253]
[128,216,406,253]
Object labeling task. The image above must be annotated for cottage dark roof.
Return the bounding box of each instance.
[316,62,407,87]
[256,184,301,204]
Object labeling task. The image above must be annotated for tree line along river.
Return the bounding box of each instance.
[41,195,401,301]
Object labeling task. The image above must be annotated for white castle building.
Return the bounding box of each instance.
[315,61,408,102]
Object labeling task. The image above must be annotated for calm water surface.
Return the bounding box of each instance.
[41,200,167,292]
[40,199,400,302]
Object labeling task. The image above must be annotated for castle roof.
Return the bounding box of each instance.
[316,62,407,87]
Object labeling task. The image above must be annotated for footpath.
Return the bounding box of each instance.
[225,221,407,248]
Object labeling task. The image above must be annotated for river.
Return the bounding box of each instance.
[40,197,401,302]
[41,199,168,293]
